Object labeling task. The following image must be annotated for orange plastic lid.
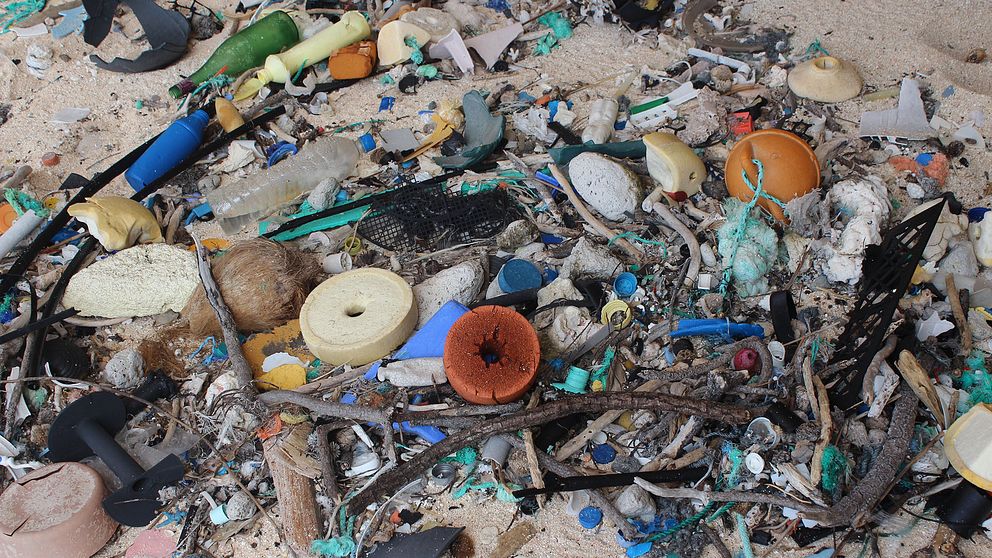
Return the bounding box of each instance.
[725,129,820,222]
[443,305,540,404]
[0,204,18,233]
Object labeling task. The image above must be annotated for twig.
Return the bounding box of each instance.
[806,383,917,527]
[522,391,545,507]
[810,376,832,485]
[946,274,972,355]
[3,332,34,437]
[702,524,733,558]
[556,379,663,460]
[275,391,760,515]
[651,202,700,286]
[863,335,897,406]
[193,237,253,389]
[633,479,827,514]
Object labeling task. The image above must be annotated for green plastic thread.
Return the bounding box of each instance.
[0,0,43,32]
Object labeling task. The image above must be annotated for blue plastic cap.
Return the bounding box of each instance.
[613,272,637,298]
[358,133,376,152]
[969,207,990,223]
[578,506,603,529]
[498,259,543,293]
[591,443,617,464]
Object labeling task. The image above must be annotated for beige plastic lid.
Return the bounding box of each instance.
[945,403,992,490]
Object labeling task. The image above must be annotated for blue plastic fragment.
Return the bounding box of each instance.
[379,97,395,112]
[540,232,565,244]
[341,392,446,443]
[626,542,653,558]
[671,318,765,339]
[52,4,87,39]
[915,153,933,166]
[968,207,990,223]
[266,141,298,167]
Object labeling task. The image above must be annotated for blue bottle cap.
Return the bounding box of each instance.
[358,133,376,152]
[613,272,637,298]
[498,259,543,293]
[578,506,603,529]
[591,443,617,464]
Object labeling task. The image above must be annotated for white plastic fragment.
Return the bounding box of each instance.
[858,79,935,140]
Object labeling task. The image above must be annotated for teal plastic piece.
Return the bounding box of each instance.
[435,91,505,169]
[263,205,370,241]
[552,366,590,394]
[548,140,646,166]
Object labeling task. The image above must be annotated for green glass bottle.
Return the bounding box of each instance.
[168,11,299,99]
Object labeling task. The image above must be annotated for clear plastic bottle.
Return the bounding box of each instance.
[207,134,374,234]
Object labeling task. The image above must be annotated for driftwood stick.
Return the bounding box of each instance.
[634,478,827,515]
[651,337,773,382]
[341,392,758,515]
[193,237,253,389]
[945,274,972,355]
[264,425,321,557]
[806,383,917,527]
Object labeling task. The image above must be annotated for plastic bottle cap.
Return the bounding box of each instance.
[497,259,543,293]
[552,366,590,394]
[578,506,603,529]
[745,452,765,474]
[613,272,638,298]
[591,443,617,464]
[358,133,376,152]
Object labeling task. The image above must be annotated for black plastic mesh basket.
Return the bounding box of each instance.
[828,198,945,409]
[357,182,520,252]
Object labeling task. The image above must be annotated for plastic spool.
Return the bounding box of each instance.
[613,272,638,298]
[497,259,543,293]
[443,305,540,404]
[300,268,418,366]
[429,462,458,488]
[601,299,633,328]
[0,462,118,558]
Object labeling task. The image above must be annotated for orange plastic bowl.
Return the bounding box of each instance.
[443,305,541,404]
[725,129,820,222]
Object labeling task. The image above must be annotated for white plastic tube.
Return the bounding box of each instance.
[582,98,619,144]
[0,210,43,260]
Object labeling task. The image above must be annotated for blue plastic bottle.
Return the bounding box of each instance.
[125,110,210,192]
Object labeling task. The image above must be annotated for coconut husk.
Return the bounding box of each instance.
[183,239,320,336]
